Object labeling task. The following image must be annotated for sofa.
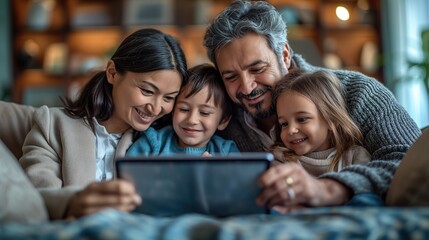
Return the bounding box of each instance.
[1,100,429,239]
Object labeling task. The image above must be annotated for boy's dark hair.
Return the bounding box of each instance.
[180,63,234,121]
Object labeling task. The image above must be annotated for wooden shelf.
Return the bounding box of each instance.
[10,0,383,106]
[269,0,382,82]
[11,0,233,105]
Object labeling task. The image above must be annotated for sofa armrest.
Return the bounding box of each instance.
[0,139,48,223]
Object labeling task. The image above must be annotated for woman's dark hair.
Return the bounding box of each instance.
[62,28,187,130]
[180,63,234,121]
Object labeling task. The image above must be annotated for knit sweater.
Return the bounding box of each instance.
[127,126,240,156]
[272,146,371,177]
[219,54,421,200]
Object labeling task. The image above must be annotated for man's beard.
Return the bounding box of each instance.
[237,86,276,120]
[247,102,275,120]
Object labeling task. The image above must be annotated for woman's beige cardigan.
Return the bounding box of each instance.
[19,106,134,219]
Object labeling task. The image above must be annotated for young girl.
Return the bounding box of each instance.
[127,63,239,156]
[271,69,371,176]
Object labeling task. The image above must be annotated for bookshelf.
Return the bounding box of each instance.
[10,0,382,106]
[10,0,229,105]
[270,0,382,80]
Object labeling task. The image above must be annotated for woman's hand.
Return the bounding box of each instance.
[256,163,352,210]
[65,179,142,219]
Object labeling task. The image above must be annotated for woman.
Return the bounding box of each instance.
[19,28,188,219]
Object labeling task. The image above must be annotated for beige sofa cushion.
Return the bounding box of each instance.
[386,128,429,206]
[0,139,48,223]
[0,101,35,159]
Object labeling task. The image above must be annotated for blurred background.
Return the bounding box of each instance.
[0,0,428,128]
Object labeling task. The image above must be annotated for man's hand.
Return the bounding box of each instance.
[256,163,352,209]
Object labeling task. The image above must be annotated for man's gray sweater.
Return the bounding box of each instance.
[219,54,421,200]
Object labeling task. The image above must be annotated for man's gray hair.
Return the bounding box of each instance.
[204,0,288,69]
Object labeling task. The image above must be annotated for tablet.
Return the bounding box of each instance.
[115,153,273,217]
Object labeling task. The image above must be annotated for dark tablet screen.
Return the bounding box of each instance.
[116,153,273,217]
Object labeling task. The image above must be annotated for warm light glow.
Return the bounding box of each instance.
[336,6,350,21]
[357,0,370,11]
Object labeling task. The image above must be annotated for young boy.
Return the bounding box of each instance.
[127,64,239,156]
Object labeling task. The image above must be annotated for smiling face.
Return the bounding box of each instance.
[215,33,291,120]
[173,85,228,148]
[105,62,182,133]
[276,91,331,155]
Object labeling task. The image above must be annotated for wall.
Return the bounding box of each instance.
[0,0,11,100]
[382,0,429,128]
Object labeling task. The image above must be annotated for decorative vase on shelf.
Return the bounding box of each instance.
[26,0,56,30]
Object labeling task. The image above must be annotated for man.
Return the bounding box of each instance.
[203,0,421,210]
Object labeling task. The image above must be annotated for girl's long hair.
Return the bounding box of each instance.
[273,69,363,171]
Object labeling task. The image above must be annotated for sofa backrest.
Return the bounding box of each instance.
[386,128,429,206]
[0,101,35,160]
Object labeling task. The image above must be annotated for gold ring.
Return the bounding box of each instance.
[286,177,294,186]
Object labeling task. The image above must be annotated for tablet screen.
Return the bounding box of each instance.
[116,153,273,217]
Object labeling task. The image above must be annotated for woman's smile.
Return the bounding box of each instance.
[134,107,155,124]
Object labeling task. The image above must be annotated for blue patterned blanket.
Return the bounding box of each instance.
[1,207,429,240]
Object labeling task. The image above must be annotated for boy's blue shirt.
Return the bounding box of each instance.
[127,126,240,156]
